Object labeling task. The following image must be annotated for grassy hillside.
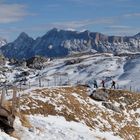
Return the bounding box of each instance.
[11,86,140,140]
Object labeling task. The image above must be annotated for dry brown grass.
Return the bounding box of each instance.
[9,132,20,140]
[107,89,140,110]
[17,113,32,128]
[19,86,97,128]
[119,125,140,140]
[6,86,140,140]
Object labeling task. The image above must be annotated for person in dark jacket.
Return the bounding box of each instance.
[111,80,116,89]
[93,79,98,88]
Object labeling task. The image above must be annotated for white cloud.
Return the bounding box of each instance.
[124,13,140,17]
[0,3,31,23]
[9,17,116,35]
[104,25,140,36]
[39,18,115,30]
[106,25,131,30]
[0,17,115,39]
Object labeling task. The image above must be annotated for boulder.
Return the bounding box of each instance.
[90,90,109,101]
[0,106,15,133]
[65,58,82,65]
[102,102,121,113]
[0,116,14,134]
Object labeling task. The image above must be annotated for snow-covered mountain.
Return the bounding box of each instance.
[1,32,34,59]
[0,37,7,47]
[1,28,140,59]
[0,53,139,92]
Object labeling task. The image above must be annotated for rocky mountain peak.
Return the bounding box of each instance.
[17,32,33,41]
[46,28,59,34]
[0,32,34,59]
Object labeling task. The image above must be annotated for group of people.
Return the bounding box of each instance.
[93,79,116,89]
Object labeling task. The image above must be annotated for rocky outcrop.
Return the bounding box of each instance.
[102,102,121,113]
[90,90,109,101]
[26,56,49,69]
[0,106,15,134]
[65,58,82,65]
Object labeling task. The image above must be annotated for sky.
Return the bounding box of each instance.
[0,0,140,41]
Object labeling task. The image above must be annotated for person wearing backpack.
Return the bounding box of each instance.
[101,80,105,88]
[111,80,116,89]
[93,79,98,88]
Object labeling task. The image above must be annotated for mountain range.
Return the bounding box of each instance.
[1,28,140,59]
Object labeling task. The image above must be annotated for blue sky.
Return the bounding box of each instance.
[0,0,140,41]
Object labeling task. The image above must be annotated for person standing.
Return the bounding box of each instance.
[93,79,98,88]
[101,80,105,88]
[111,80,116,89]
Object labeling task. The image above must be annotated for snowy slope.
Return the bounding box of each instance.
[1,115,122,140]
[119,57,140,91]
[0,53,140,91]
[3,86,139,140]
[11,115,122,140]
[1,53,140,92]
[0,131,16,140]
[26,53,126,89]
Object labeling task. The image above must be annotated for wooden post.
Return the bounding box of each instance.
[1,88,5,106]
[4,83,8,96]
[130,85,132,92]
[48,80,49,86]
[29,81,31,89]
[54,75,57,86]
[20,82,22,91]
[17,93,20,112]
[39,75,41,87]
[67,74,70,85]
[12,87,17,115]
[47,79,50,87]
[59,75,62,86]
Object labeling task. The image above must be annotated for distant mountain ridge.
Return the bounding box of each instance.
[1,28,140,59]
[0,37,7,48]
